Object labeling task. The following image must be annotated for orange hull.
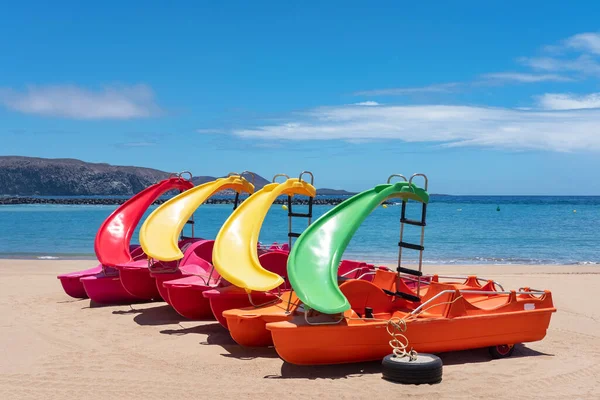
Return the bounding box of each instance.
[222,272,498,348]
[266,280,555,365]
[222,291,300,347]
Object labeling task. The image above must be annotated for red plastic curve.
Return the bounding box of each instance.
[94,177,193,267]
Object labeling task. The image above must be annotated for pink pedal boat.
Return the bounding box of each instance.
[57,244,146,299]
[160,244,289,320]
[136,173,260,318]
[61,174,195,304]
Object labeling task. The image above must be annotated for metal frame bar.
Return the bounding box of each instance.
[409,289,547,316]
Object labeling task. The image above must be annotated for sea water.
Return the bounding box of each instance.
[0,196,599,265]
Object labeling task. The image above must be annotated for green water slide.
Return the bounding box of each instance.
[287,181,429,315]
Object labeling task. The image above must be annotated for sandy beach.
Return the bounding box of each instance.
[1,260,599,399]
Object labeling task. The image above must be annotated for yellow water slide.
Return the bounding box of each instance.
[212,176,316,293]
[139,175,255,261]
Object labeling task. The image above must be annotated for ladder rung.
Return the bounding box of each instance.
[400,218,426,227]
[397,266,423,277]
[185,220,195,225]
[289,212,312,218]
[288,232,301,238]
[398,241,424,251]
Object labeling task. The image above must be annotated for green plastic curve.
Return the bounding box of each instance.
[287,182,429,315]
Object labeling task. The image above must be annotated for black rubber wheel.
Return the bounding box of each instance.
[381,353,443,384]
[488,344,515,359]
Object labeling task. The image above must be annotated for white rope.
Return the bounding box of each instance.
[386,317,418,360]
[344,295,464,360]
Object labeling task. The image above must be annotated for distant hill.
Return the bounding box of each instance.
[0,156,353,196]
[0,156,170,196]
[317,188,356,195]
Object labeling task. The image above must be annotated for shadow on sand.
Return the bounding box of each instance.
[57,298,87,304]
[160,322,279,360]
[82,298,155,309]
[110,303,194,326]
[263,344,553,380]
[439,344,553,366]
[104,303,554,379]
[264,361,382,380]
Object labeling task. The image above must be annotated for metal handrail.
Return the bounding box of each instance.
[247,286,282,308]
[272,173,290,183]
[409,173,428,191]
[299,171,314,185]
[239,170,255,186]
[410,289,547,316]
[387,174,408,184]
[397,274,505,292]
[178,171,193,181]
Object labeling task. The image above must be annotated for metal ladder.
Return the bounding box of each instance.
[392,173,429,298]
[285,171,314,249]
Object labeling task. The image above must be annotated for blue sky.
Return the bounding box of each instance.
[2,1,600,194]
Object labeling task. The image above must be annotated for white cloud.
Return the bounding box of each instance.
[232,104,600,152]
[354,82,460,96]
[0,84,161,119]
[481,72,573,82]
[564,32,600,55]
[536,93,600,110]
[520,55,600,76]
[352,101,380,106]
[518,33,600,77]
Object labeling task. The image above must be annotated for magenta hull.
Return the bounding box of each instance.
[80,269,144,304]
[115,260,162,301]
[163,276,215,320]
[152,271,184,304]
[57,265,103,299]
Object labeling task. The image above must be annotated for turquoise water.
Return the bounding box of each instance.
[0,196,599,265]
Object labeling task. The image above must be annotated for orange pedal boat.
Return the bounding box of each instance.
[263,173,556,365]
[266,270,555,365]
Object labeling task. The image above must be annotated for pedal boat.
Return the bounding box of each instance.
[59,174,194,303]
[137,172,288,320]
[206,257,380,332]
[266,272,555,365]
[202,172,320,328]
[57,244,145,299]
[222,269,493,348]
[110,174,254,303]
[266,173,555,364]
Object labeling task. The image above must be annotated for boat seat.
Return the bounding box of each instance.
[339,279,394,317]
[259,251,290,290]
[417,282,457,317]
[182,240,215,265]
[370,269,397,292]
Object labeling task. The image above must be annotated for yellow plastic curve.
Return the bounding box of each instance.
[213,178,316,292]
[139,176,255,262]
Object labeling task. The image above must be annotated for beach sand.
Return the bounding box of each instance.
[1,260,599,399]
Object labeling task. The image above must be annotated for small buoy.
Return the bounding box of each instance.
[496,206,500,212]
[573,209,576,213]
[282,205,288,211]
[382,204,388,209]
[457,208,462,212]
